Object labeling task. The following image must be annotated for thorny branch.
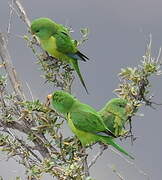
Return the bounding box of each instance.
[114,35,162,142]
[0,0,161,180]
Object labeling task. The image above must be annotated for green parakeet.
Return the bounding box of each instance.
[31,18,89,93]
[48,91,134,159]
[99,98,129,137]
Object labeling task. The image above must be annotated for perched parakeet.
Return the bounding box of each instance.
[31,18,89,93]
[48,91,134,159]
[99,98,129,137]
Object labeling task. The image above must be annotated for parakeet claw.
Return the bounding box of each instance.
[98,142,108,150]
[77,148,88,158]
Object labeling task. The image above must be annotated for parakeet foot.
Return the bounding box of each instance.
[99,142,108,151]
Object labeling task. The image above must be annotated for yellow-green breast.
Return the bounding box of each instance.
[40,36,70,63]
[67,113,97,146]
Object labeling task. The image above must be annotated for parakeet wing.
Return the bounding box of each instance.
[54,30,89,61]
[70,111,115,137]
[54,31,76,54]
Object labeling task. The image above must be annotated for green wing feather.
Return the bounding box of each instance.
[71,111,107,133]
[54,30,76,54]
[70,103,115,137]
[54,30,89,61]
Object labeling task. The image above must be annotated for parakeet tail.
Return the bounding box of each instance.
[70,59,89,94]
[101,136,134,159]
[76,51,89,61]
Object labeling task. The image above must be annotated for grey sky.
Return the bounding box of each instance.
[0,0,162,179]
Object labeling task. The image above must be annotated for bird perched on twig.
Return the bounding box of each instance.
[31,18,89,93]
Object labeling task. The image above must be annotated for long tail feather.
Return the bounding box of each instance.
[68,51,89,62]
[101,137,134,159]
[70,59,89,94]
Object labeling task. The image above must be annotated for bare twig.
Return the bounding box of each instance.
[6,129,42,162]
[7,0,14,34]
[88,145,107,169]
[110,147,150,180]
[82,147,90,177]
[0,119,51,158]
[108,164,126,180]
[0,33,25,100]
[156,47,161,63]
[13,0,31,28]
[0,119,29,134]
[26,82,34,101]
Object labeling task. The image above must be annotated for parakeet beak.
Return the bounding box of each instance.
[30,30,34,35]
[45,94,52,106]
[47,94,52,100]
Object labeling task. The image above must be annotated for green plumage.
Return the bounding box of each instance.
[31,18,89,93]
[99,98,129,136]
[50,91,134,159]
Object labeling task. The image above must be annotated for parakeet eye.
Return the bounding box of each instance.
[119,104,125,108]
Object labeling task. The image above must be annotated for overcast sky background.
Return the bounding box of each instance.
[0,0,162,179]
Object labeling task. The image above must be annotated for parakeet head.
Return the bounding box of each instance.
[31,18,58,40]
[48,90,75,114]
[105,98,128,118]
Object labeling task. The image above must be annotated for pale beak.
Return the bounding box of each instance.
[47,94,52,100]
[46,94,52,106]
